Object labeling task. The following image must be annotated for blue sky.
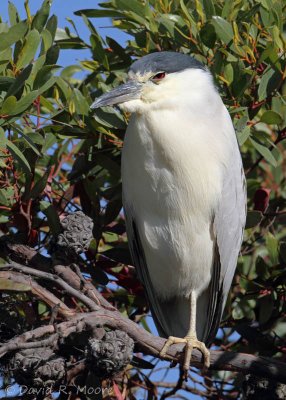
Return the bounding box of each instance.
[0,0,129,71]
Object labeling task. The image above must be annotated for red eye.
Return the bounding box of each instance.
[152,72,166,81]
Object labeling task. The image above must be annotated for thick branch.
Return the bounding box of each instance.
[1,308,285,383]
[1,240,285,383]
[0,240,52,271]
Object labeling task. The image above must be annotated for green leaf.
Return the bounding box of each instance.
[1,96,17,114]
[40,29,53,54]
[72,88,90,115]
[7,92,38,116]
[266,232,279,265]
[200,23,216,47]
[34,65,60,89]
[92,108,125,129]
[30,169,49,199]
[0,77,15,92]
[16,29,41,69]
[0,187,14,207]
[259,295,274,325]
[60,64,82,79]
[0,21,28,52]
[106,37,132,64]
[6,139,31,175]
[46,14,58,41]
[258,68,275,101]
[38,301,48,315]
[40,200,61,235]
[237,125,250,146]
[21,133,41,156]
[116,0,148,17]
[90,33,109,70]
[250,138,277,167]
[25,55,46,88]
[46,44,60,64]
[224,63,234,84]
[260,110,283,125]
[245,210,263,229]
[8,1,20,26]
[0,216,9,223]
[32,0,52,32]
[6,64,33,98]
[9,76,57,115]
[74,9,123,18]
[212,16,233,44]
[203,0,215,19]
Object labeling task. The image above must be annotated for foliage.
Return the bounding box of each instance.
[0,0,285,398]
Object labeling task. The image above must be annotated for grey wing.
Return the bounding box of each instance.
[202,140,246,345]
[123,201,173,338]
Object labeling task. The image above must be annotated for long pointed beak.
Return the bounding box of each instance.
[91,80,143,109]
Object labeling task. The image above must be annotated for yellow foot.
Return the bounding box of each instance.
[159,335,210,375]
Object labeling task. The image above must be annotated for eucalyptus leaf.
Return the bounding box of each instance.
[212,16,233,44]
[8,1,20,26]
[39,200,61,234]
[0,21,28,52]
[6,64,33,98]
[6,138,31,174]
[260,110,283,125]
[16,30,41,69]
[245,210,263,229]
[31,0,52,32]
[250,138,278,167]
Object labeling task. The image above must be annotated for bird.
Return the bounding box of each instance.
[91,51,246,375]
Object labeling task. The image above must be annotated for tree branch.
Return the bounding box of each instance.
[0,271,74,318]
[2,262,100,312]
[0,239,116,311]
[1,241,285,385]
[1,308,286,383]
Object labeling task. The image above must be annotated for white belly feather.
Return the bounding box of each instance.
[122,106,231,300]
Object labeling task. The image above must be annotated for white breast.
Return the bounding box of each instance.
[122,95,234,300]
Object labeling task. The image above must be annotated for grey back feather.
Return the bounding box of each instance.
[203,138,246,344]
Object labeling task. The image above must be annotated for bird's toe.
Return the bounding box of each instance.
[159,335,210,378]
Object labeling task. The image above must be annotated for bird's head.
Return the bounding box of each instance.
[91,52,214,114]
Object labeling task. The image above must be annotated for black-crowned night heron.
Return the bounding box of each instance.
[92,52,246,374]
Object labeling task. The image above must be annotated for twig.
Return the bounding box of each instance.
[1,240,115,311]
[155,380,213,398]
[0,271,74,318]
[0,335,58,358]
[53,263,116,311]
[2,262,100,312]
[160,370,184,400]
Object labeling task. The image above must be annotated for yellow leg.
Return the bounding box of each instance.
[159,292,210,375]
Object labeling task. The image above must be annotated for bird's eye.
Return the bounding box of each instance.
[151,72,166,81]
